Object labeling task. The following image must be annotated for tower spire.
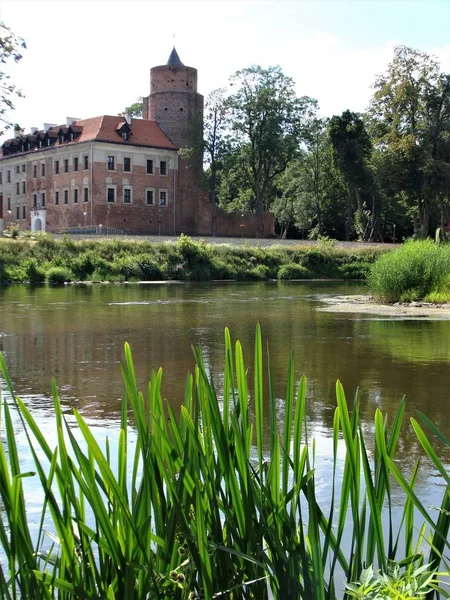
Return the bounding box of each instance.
[167,47,184,67]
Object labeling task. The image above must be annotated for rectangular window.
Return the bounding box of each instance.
[7,198,11,211]
[32,166,36,178]
[22,164,26,173]
[55,191,59,205]
[0,172,2,184]
[160,161,167,176]
[123,157,131,172]
[123,188,131,203]
[83,155,89,170]
[159,190,167,206]
[7,170,11,183]
[54,160,59,174]
[22,181,26,194]
[33,194,37,208]
[15,166,20,174]
[64,190,69,204]
[64,159,69,173]
[41,163,46,176]
[41,192,46,207]
[146,159,153,174]
[22,206,26,219]
[107,187,116,203]
[16,206,20,219]
[146,189,154,205]
[83,187,89,203]
[107,156,115,171]
[73,188,78,203]
[74,157,79,172]
[16,182,20,194]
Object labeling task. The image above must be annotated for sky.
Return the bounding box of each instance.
[1,0,449,141]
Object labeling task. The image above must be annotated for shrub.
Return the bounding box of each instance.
[278,263,311,279]
[369,240,450,302]
[24,259,46,284]
[47,266,70,284]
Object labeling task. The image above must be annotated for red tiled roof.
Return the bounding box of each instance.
[75,115,177,150]
[0,115,177,159]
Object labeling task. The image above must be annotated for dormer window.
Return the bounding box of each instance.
[59,134,64,143]
[70,132,74,141]
[116,121,131,142]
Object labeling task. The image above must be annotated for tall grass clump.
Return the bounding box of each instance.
[369,240,450,303]
[0,326,449,599]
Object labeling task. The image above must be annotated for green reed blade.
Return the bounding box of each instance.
[254,323,264,474]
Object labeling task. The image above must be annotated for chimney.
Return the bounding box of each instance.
[66,117,80,127]
[124,112,131,126]
[43,123,57,133]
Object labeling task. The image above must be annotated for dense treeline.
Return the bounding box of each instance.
[0,235,385,283]
[205,46,450,241]
[127,45,449,242]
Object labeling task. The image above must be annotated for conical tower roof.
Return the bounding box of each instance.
[167,47,184,67]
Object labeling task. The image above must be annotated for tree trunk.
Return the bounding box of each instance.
[422,199,430,237]
[255,187,263,238]
[346,189,353,241]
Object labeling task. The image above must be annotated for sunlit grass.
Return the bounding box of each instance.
[369,240,450,303]
[0,325,448,599]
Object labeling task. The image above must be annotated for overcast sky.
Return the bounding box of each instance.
[1,0,449,141]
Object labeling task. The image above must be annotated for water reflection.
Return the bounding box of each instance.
[0,281,449,485]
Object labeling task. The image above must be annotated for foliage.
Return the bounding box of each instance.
[367,45,450,237]
[0,325,449,599]
[47,266,70,285]
[369,239,450,302]
[0,236,384,284]
[0,21,26,135]
[328,111,374,241]
[122,97,144,118]
[345,562,445,599]
[228,65,317,235]
[277,263,311,279]
[2,222,20,238]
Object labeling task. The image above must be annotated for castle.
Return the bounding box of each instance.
[0,49,274,237]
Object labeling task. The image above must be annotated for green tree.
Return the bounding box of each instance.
[228,65,317,236]
[368,45,450,237]
[204,88,230,236]
[122,97,144,118]
[0,21,26,135]
[329,111,373,240]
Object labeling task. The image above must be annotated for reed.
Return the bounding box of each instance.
[0,325,448,599]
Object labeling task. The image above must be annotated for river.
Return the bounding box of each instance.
[0,280,449,517]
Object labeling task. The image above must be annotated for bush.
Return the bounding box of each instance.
[47,267,70,285]
[369,240,450,302]
[24,259,46,284]
[278,263,311,279]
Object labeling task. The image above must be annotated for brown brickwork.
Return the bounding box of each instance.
[0,50,276,238]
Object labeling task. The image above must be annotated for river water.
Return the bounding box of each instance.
[0,281,449,523]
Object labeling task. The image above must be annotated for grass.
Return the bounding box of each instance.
[0,324,449,599]
[369,240,450,303]
[0,234,385,284]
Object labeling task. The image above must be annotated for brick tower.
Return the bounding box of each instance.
[143,48,204,234]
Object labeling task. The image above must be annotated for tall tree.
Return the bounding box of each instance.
[368,45,449,236]
[204,88,230,236]
[228,65,317,236]
[122,97,144,118]
[328,111,373,240]
[0,22,26,135]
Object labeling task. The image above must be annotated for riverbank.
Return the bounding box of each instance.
[317,293,450,319]
[0,234,389,283]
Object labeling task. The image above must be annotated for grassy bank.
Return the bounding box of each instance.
[369,240,450,303]
[0,325,449,599]
[0,235,385,284]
